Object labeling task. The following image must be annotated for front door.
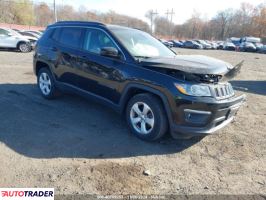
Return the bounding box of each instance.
[76,28,126,104]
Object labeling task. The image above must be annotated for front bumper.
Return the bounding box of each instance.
[170,94,246,139]
[30,41,37,49]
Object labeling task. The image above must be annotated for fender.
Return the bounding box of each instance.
[16,39,30,48]
[119,83,175,128]
[34,59,57,80]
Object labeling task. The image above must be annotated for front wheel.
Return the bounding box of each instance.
[18,42,31,53]
[126,93,168,141]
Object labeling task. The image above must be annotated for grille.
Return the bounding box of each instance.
[212,83,234,99]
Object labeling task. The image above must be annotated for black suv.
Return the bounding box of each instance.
[33,21,245,141]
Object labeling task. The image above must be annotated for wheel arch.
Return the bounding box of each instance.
[34,60,52,76]
[16,40,29,49]
[119,83,173,128]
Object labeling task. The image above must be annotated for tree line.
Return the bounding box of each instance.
[0,0,150,32]
[152,2,266,40]
[0,0,265,41]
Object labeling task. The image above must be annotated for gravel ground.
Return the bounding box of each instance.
[0,48,265,195]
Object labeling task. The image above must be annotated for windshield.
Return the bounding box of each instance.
[109,27,175,58]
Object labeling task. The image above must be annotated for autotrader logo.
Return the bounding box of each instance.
[0,188,54,200]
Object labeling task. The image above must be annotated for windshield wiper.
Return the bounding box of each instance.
[134,56,151,62]
[134,56,151,59]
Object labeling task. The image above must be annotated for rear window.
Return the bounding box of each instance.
[59,27,83,48]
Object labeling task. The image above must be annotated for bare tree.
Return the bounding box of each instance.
[34,3,53,26]
[213,9,234,39]
[253,4,266,37]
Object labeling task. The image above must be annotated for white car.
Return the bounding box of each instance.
[0,28,37,52]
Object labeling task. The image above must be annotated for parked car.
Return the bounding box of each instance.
[258,45,266,54]
[217,42,224,50]
[207,41,218,49]
[240,37,263,52]
[183,40,203,49]
[240,36,261,44]
[159,39,173,48]
[254,42,264,51]
[0,27,36,52]
[19,31,40,39]
[34,21,245,141]
[230,37,241,48]
[26,30,43,37]
[239,42,257,52]
[223,42,236,51]
[195,40,212,49]
[169,40,183,48]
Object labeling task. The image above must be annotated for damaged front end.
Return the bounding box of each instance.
[140,56,246,138]
[142,58,244,100]
[142,58,244,83]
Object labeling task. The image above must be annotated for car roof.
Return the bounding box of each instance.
[48,21,140,32]
[48,21,106,28]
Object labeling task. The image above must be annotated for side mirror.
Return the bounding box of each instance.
[100,47,120,59]
[7,33,13,37]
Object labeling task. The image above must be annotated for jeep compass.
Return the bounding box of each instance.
[33,21,245,141]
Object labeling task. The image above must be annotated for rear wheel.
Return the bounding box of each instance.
[37,68,60,99]
[18,42,31,53]
[126,93,168,141]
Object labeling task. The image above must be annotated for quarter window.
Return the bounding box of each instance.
[51,28,61,41]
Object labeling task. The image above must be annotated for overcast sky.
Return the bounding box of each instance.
[43,0,265,24]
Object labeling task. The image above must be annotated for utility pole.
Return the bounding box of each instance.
[165,8,175,38]
[54,0,57,22]
[169,8,175,24]
[165,9,170,21]
[150,10,158,34]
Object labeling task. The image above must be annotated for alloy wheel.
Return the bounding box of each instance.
[39,72,52,95]
[19,43,30,52]
[130,102,155,134]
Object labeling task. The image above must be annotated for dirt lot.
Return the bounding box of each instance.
[0,48,265,195]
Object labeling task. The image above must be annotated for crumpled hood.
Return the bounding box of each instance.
[140,55,234,75]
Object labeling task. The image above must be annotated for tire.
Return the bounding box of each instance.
[37,68,60,99]
[126,93,168,141]
[18,42,31,53]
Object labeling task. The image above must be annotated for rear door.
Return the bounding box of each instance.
[51,27,85,87]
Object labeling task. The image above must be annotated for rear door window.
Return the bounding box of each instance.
[59,27,84,49]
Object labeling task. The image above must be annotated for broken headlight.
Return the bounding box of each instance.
[174,83,211,97]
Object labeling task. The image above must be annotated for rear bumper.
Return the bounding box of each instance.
[170,94,246,139]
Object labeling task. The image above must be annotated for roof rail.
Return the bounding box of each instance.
[54,21,105,26]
